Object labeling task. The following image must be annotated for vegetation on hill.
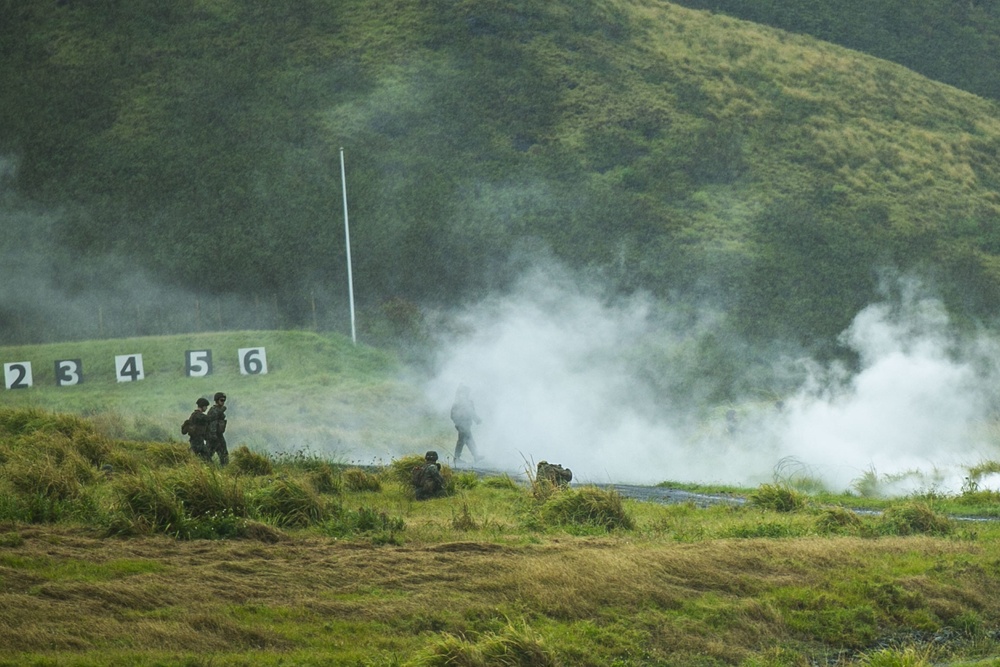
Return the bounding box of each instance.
[1,0,1000,363]
[673,0,1000,103]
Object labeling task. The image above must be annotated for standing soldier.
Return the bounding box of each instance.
[206,392,229,465]
[184,397,211,461]
[450,385,481,464]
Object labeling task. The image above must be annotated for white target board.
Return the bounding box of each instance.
[54,359,83,386]
[238,347,267,375]
[115,354,145,382]
[185,350,213,377]
[4,362,32,389]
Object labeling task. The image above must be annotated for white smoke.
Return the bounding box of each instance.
[426,268,1000,493]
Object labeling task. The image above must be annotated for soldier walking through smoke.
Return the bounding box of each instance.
[450,385,481,464]
[206,392,229,465]
[183,397,210,461]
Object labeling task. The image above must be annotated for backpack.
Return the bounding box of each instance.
[181,418,191,436]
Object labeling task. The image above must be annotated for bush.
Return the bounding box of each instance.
[144,442,195,467]
[408,620,557,667]
[482,474,519,491]
[343,467,382,492]
[879,502,952,536]
[231,445,274,476]
[253,478,328,528]
[748,484,807,512]
[451,503,479,531]
[815,506,864,534]
[5,451,89,502]
[172,465,247,518]
[109,471,186,536]
[324,505,405,540]
[306,464,342,494]
[389,455,427,485]
[540,486,634,532]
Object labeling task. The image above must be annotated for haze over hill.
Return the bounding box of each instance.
[3,0,1000,491]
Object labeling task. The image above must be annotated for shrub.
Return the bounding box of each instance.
[815,506,864,534]
[879,502,952,536]
[452,503,479,531]
[5,452,88,502]
[324,505,405,539]
[540,486,634,531]
[172,465,247,518]
[408,620,557,667]
[253,478,328,528]
[73,432,112,467]
[231,445,274,476]
[306,464,342,495]
[389,455,427,485]
[109,471,186,536]
[144,442,196,467]
[343,467,382,492]
[482,474,519,491]
[748,484,807,512]
[855,645,932,666]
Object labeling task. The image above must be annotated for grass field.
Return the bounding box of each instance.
[5,333,1000,665]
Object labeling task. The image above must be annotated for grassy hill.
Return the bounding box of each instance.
[0,330,448,461]
[2,0,1000,354]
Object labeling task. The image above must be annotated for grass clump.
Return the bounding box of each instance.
[408,620,557,667]
[482,474,520,491]
[324,505,405,543]
[343,467,382,492]
[539,486,634,532]
[108,470,186,536]
[172,465,247,519]
[231,445,274,476]
[815,506,865,535]
[748,484,808,512]
[878,502,953,536]
[252,478,328,528]
[306,463,343,495]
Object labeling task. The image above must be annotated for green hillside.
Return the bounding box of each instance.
[1,0,1000,354]
[0,330,448,459]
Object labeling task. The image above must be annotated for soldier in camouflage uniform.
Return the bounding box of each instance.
[185,397,211,461]
[536,461,572,486]
[412,451,446,500]
[206,392,229,465]
[450,385,481,463]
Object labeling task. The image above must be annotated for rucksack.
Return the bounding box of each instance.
[181,419,191,435]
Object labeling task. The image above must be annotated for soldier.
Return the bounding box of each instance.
[206,392,229,465]
[450,385,481,463]
[536,461,572,486]
[412,450,446,500]
[184,397,211,461]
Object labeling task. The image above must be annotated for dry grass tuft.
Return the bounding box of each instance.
[540,486,635,532]
[231,445,274,476]
[343,467,382,492]
[748,483,808,512]
[879,502,953,536]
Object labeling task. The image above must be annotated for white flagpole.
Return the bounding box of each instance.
[340,147,357,344]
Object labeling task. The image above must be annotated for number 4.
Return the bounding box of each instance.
[115,354,145,382]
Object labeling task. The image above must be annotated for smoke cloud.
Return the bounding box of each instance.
[426,267,1000,494]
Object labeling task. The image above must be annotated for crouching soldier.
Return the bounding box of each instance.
[412,451,446,500]
[537,461,572,486]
